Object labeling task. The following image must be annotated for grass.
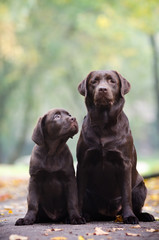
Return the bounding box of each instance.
[0,157,158,178]
[0,164,29,178]
[137,157,159,176]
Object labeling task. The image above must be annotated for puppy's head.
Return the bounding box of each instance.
[78,70,130,108]
[32,109,78,146]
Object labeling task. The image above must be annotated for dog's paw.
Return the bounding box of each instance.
[123,215,139,224]
[15,217,34,225]
[70,216,86,225]
[83,213,92,222]
[137,212,155,222]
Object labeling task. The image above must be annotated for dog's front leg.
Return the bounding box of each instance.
[121,161,139,224]
[65,174,85,224]
[76,165,87,214]
[15,177,39,225]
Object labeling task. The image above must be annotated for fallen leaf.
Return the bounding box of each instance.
[130,225,141,229]
[93,227,109,236]
[146,228,159,232]
[9,234,28,240]
[110,227,124,232]
[78,236,85,240]
[8,209,13,214]
[51,228,63,232]
[126,232,141,237]
[0,194,12,201]
[146,228,155,232]
[4,206,13,210]
[115,215,123,222]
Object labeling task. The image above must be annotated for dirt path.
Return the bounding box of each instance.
[0,177,159,240]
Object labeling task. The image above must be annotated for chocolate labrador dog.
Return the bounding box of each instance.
[77,70,155,224]
[15,109,85,225]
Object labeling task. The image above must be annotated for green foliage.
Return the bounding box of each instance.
[0,0,159,163]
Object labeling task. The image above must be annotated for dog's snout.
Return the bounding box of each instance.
[99,86,107,92]
[70,117,76,122]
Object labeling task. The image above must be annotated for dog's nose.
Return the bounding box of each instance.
[99,87,107,92]
[70,117,76,122]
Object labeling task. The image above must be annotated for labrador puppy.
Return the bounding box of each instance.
[15,109,85,225]
[77,70,155,224]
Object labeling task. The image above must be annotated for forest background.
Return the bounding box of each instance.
[0,0,159,176]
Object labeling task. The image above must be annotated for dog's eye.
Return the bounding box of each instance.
[91,78,99,85]
[53,114,61,120]
[108,78,115,84]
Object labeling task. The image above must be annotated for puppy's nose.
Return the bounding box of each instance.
[99,86,107,92]
[70,117,76,122]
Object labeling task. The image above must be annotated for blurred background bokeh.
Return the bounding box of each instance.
[0,0,159,177]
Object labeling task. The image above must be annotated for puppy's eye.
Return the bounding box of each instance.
[53,114,61,120]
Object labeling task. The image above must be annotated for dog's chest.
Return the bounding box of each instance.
[46,154,66,171]
[99,129,121,151]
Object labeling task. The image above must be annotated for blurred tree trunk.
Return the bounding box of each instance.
[149,34,159,134]
[8,79,34,164]
[0,75,19,163]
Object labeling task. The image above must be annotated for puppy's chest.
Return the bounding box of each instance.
[42,155,65,173]
[36,170,66,190]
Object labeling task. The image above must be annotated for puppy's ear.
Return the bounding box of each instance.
[78,71,94,96]
[114,71,131,96]
[32,115,46,145]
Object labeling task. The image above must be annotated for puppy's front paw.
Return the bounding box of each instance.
[70,216,86,225]
[123,215,139,224]
[15,217,35,225]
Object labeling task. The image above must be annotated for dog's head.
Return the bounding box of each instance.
[32,109,78,146]
[78,70,130,109]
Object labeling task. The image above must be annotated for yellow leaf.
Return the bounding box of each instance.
[115,215,123,222]
[8,210,13,214]
[78,236,85,240]
[9,235,28,240]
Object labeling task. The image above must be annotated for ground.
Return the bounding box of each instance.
[0,173,159,240]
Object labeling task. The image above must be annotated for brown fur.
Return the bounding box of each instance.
[77,70,155,224]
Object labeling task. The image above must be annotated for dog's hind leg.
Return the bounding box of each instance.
[132,181,155,222]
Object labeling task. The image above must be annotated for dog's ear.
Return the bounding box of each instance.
[78,79,86,96]
[32,114,46,145]
[78,71,94,96]
[114,71,131,96]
